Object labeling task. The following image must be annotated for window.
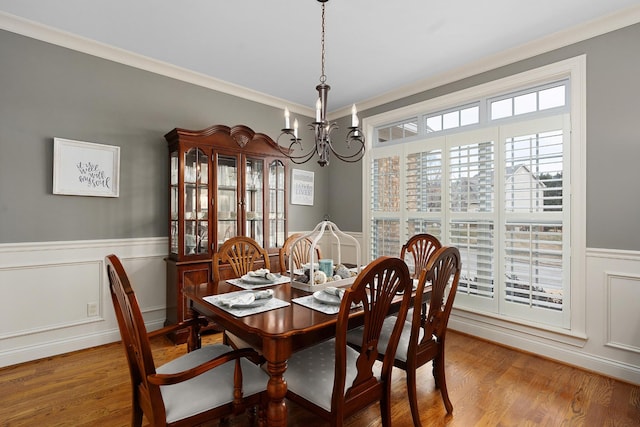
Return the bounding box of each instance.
[365,58,585,333]
[489,81,567,121]
[377,118,418,143]
[425,104,480,133]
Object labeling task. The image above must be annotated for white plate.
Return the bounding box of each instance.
[241,274,277,285]
[218,295,273,308]
[313,290,342,306]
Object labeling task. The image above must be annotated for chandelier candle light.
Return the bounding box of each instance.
[277,0,365,167]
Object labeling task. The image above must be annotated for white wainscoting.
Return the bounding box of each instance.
[0,238,168,368]
[449,247,640,385]
[2,236,639,385]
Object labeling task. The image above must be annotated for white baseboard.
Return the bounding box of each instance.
[449,317,640,385]
[449,247,640,385]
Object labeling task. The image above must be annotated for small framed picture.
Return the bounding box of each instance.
[291,168,314,206]
[53,138,120,197]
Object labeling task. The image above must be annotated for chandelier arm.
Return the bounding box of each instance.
[275,130,321,164]
[328,138,366,162]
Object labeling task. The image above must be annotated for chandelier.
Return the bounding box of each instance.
[277,0,365,167]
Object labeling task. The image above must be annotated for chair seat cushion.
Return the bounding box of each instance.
[156,344,268,424]
[285,338,365,412]
[346,315,424,363]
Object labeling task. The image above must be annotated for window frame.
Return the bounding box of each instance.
[362,56,586,340]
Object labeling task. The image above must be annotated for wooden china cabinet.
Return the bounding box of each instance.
[165,124,289,336]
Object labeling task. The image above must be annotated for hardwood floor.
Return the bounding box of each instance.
[1,331,638,426]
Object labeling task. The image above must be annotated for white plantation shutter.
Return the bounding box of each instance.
[504,222,563,310]
[447,130,497,312]
[405,143,443,242]
[370,148,402,258]
[500,115,569,326]
[406,149,442,214]
[451,220,495,300]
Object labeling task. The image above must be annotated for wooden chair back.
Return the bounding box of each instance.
[278,233,322,272]
[400,233,442,279]
[106,254,168,424]
[212,236,270,282]
[334,256,413,423]
[406,246,461,420]
[419,246,461,343]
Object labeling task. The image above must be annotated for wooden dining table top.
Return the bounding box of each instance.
[184,280,366,354]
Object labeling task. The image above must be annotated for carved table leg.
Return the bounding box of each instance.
[265,360,288,427]
[186,310,203,352]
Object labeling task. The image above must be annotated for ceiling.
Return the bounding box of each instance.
[1,0,640,114]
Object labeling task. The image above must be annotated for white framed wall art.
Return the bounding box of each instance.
[290,168,314,206]
[53,138,120,197]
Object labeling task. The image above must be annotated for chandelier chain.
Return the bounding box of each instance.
[320,2,326,84]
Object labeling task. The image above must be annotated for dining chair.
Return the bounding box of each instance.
[106,254,268,426]
[401,233,442,324]
[346,246,461,426]
[278,232,323,273]
[401,233,442,279]
[213,236,271,352]
[284,256,413,427]
[212,236,270,283]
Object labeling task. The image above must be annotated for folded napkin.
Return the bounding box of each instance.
[324,286,345,299]
[248,268,277,281]
[219,289,274,307]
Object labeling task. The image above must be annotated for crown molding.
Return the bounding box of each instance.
[2,6,639,121]
[331,4,640,120]
[0,11,314,118]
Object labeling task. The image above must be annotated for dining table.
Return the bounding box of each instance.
[183,275,428,427]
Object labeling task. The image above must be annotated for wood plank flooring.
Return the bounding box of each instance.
[1,331,638,426]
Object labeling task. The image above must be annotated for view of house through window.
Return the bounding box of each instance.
[367,75,573,329]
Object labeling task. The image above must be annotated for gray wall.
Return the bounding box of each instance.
[2,22,639,250]
[0,30,326,243]
[330,22,640,251]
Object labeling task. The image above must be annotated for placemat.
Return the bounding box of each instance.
[293,294,368,315]
[226,275,291,290]
[292,295,342,314]
[204,291,290,317]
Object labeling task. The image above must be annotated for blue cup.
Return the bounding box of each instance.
[319,259,334,277]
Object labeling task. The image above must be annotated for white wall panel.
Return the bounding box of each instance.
[0,261,102,337]
[606,273,640,354]
[0,238,167,368]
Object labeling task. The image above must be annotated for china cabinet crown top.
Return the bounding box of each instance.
[165,124,288,155]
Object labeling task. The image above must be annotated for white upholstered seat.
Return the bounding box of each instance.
[157,345,269,424]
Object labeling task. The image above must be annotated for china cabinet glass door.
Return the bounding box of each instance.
[184,148,209,255]
[245,157,264,246]
[170,151,179,254]
[216,155,238,246]
[268,159,286,249]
